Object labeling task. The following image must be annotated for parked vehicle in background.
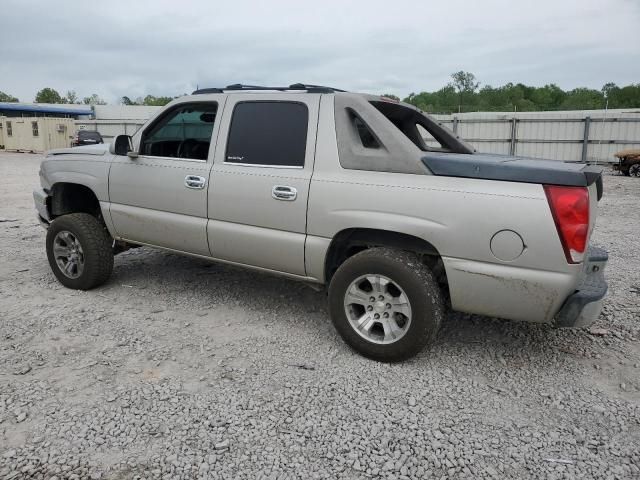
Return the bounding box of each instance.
[72,130,103,147]
[613,149,640,177]
[33,84,608,362]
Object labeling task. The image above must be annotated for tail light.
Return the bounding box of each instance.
[544,185,589,263]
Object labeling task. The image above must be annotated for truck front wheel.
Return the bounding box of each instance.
[46,213,114,290]
[328,248,444,362]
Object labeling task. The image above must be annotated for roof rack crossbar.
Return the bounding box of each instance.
[191,83,345,95]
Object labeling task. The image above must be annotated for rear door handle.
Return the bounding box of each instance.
[272,185,297,201]
[185,175,206,189]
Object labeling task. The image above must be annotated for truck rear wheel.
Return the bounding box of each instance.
[328,248,444,362]
[46,213,114,290]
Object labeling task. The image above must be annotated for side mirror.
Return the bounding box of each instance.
[110,134,134,156]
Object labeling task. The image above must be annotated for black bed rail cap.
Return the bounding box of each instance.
[422,153,604,188]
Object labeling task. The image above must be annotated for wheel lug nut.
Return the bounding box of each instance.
[386,303,391,309]
[369,296,376,302]
[383,312,389,318]
[374,313,380,319]
[367,305,373,311]
[378,295,384,301]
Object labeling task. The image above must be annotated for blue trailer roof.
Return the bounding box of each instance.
[0,102,92,115]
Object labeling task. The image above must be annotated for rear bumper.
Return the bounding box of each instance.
[33,188,51,227]
[554,246,608,328]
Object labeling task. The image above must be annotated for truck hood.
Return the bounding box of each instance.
[422,152,603,199]
[46,143,110,157]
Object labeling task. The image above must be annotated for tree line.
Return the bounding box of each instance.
[2,74,640,112]
[391,72,640,114]
[0,87,177,107]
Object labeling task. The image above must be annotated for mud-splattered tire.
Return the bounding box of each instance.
[46,213,113,290]
[328,248,444,362]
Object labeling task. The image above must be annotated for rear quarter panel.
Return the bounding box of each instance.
[308,170,582,322]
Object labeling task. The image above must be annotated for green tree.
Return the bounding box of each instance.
[450,71,479,111]
[560,88,604,110]
[451,71,480,94]
[607,83,640,108]
[382,94,400,101]
[601,82,617,99]
[142,95,173,106]
[35,87,64,103]
[121,96,137,105]
[83,94,106,105]
[0,90,19,102]
[65,90,79,104]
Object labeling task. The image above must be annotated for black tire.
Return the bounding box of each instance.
[46,213,114,290]
[328,248,444,362]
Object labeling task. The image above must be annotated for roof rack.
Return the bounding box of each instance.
[191,83,345,95]
[191,87,224,94]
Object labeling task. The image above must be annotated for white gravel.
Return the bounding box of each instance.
[1,152,639,479]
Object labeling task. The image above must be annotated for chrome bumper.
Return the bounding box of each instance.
[555,246,608,328]
[33,188,51,227]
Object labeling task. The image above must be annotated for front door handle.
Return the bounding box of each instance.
[272,185,297,201]
[185,175,206,189]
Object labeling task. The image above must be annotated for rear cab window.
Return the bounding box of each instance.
[79,131,102,140]
[350,111,381,149]
[225,101,308,168]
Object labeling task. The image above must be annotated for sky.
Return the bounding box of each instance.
[1,0,639,104]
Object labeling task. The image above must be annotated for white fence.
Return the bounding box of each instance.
[431,109,640,163]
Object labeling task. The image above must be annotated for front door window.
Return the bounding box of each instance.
[140,103,217,160]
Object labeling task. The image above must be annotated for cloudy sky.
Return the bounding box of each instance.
[1,0,639,103]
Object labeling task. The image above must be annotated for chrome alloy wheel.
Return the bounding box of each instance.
[53,230,85,279]
[343,274,412,344]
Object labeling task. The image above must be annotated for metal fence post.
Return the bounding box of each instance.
[581,116,591,163]
[509,118,517,156]
[452,116,459,135]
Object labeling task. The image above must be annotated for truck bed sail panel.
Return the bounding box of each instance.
[421,153,603,188]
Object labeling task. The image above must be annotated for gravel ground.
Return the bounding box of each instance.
[1,151,639,479]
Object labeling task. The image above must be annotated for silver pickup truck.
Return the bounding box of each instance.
[33,84,608,361]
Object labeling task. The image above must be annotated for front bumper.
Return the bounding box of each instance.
[555,246,608,328]
[33,188,51,227]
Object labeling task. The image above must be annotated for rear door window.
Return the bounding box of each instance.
[225,101,308,167]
